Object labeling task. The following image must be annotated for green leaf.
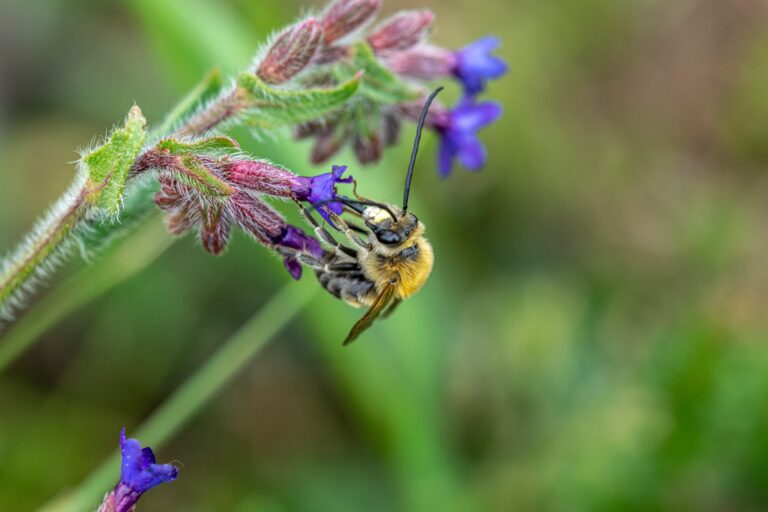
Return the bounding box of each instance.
[157,135,240,154]
[335,42,420,104]
[83,106,147,214]
[235,72,361,130]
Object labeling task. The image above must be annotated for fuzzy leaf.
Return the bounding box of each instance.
[157,136,240,155]
[335,42,419,104]
[84,106,147,214]
[235,72,361,130]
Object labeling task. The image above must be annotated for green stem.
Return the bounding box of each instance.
[0,216,171,373]
[36,281,316,512]
[0,175,89,319]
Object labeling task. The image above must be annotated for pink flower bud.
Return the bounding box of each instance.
[396,95,449,128]
[310,129,346,164]
[381,111,401,147]
[385,44,456,81]
[367,10,434,54]
[258,18,322,84]
[230,191,286,245]
[353,132,382,164]
[321,0,380,45]
[200,203,230,255]
[224,160,300,197]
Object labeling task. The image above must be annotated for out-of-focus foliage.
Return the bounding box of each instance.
[2,0,768,511]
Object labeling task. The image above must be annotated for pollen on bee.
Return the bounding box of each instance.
[365,207,391,223]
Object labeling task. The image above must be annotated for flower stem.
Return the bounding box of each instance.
[0,175,90,320]
[0,216,171,372]
[35,281,316,512]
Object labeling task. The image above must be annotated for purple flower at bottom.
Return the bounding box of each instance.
[292,165,353,223]
[271,225,324,280]
[436,99,502,178]
[99,430,178,512]
[453,36,507,96]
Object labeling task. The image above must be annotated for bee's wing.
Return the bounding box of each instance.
[343,283,396,346]
[381,298,402,319]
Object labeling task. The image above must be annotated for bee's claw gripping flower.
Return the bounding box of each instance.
[452,36,507,96]
[99,430,178,512]
[435,98,502,177]
[321,0,381,44]
[292,164,353,223]
[258,18,322,84]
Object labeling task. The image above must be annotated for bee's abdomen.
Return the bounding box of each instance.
[316,269,376,307]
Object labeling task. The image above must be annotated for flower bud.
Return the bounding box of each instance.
[321,0,380,44]
[230,191,286,245]
[258,18,322,84]
[311,129,347,164]
[367,10,434,54]
[385,45,456,80]
[381,111,401,147]
[200,202,230,255]
[353,132,382,164]
[224,160,300,197]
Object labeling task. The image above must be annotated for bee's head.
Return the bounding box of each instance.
[362,205,420,246]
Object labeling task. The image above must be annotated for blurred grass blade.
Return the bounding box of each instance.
[128,0,257,85]
[36,281,316,512]
[0,217,171,372]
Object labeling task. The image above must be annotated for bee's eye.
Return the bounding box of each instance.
[376,229,401,245]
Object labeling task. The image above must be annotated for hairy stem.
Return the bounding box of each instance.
[0,173,90,319]
[0,69,223,325]
[175,89,246,137]
[0,216,171,372]
[36,281,316,512]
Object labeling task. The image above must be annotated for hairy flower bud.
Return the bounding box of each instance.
[200,202,230,255]
[311,129,347,164]
[321,0,380,44]
[258,18,322,84]
[230,191,286,245]
[353,132,382,164]
[367,10,434,54]
[223,160,300,197]
[385,44,456,80]
[381,111,401,147]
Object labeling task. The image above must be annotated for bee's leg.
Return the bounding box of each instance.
[295,201,359,259]
[352,178,373,202]
[346,220,368,234]
[282,247,345,274]
[326,211,372,250]
[343,205,363,218]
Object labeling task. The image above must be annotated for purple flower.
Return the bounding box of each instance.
[453,36,507,96]
[292,165,353,222]
[436,99,502,178]
[270,225,324,280]
[119,429,177,494]
[99,430,178,512]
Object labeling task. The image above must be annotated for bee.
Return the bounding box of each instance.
[293,87,443,345]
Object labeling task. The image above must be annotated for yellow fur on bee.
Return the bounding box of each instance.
[362,237,434,300]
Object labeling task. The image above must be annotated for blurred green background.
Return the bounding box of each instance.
[2,0,768,510]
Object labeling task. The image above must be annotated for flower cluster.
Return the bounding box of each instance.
[134,142,352,280]
[97,430,177,512]
[278,0,506,177]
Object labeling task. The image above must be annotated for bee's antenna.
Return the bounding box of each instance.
[403,86,444,212]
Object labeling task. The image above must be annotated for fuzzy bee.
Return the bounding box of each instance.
[293,87,443,345]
